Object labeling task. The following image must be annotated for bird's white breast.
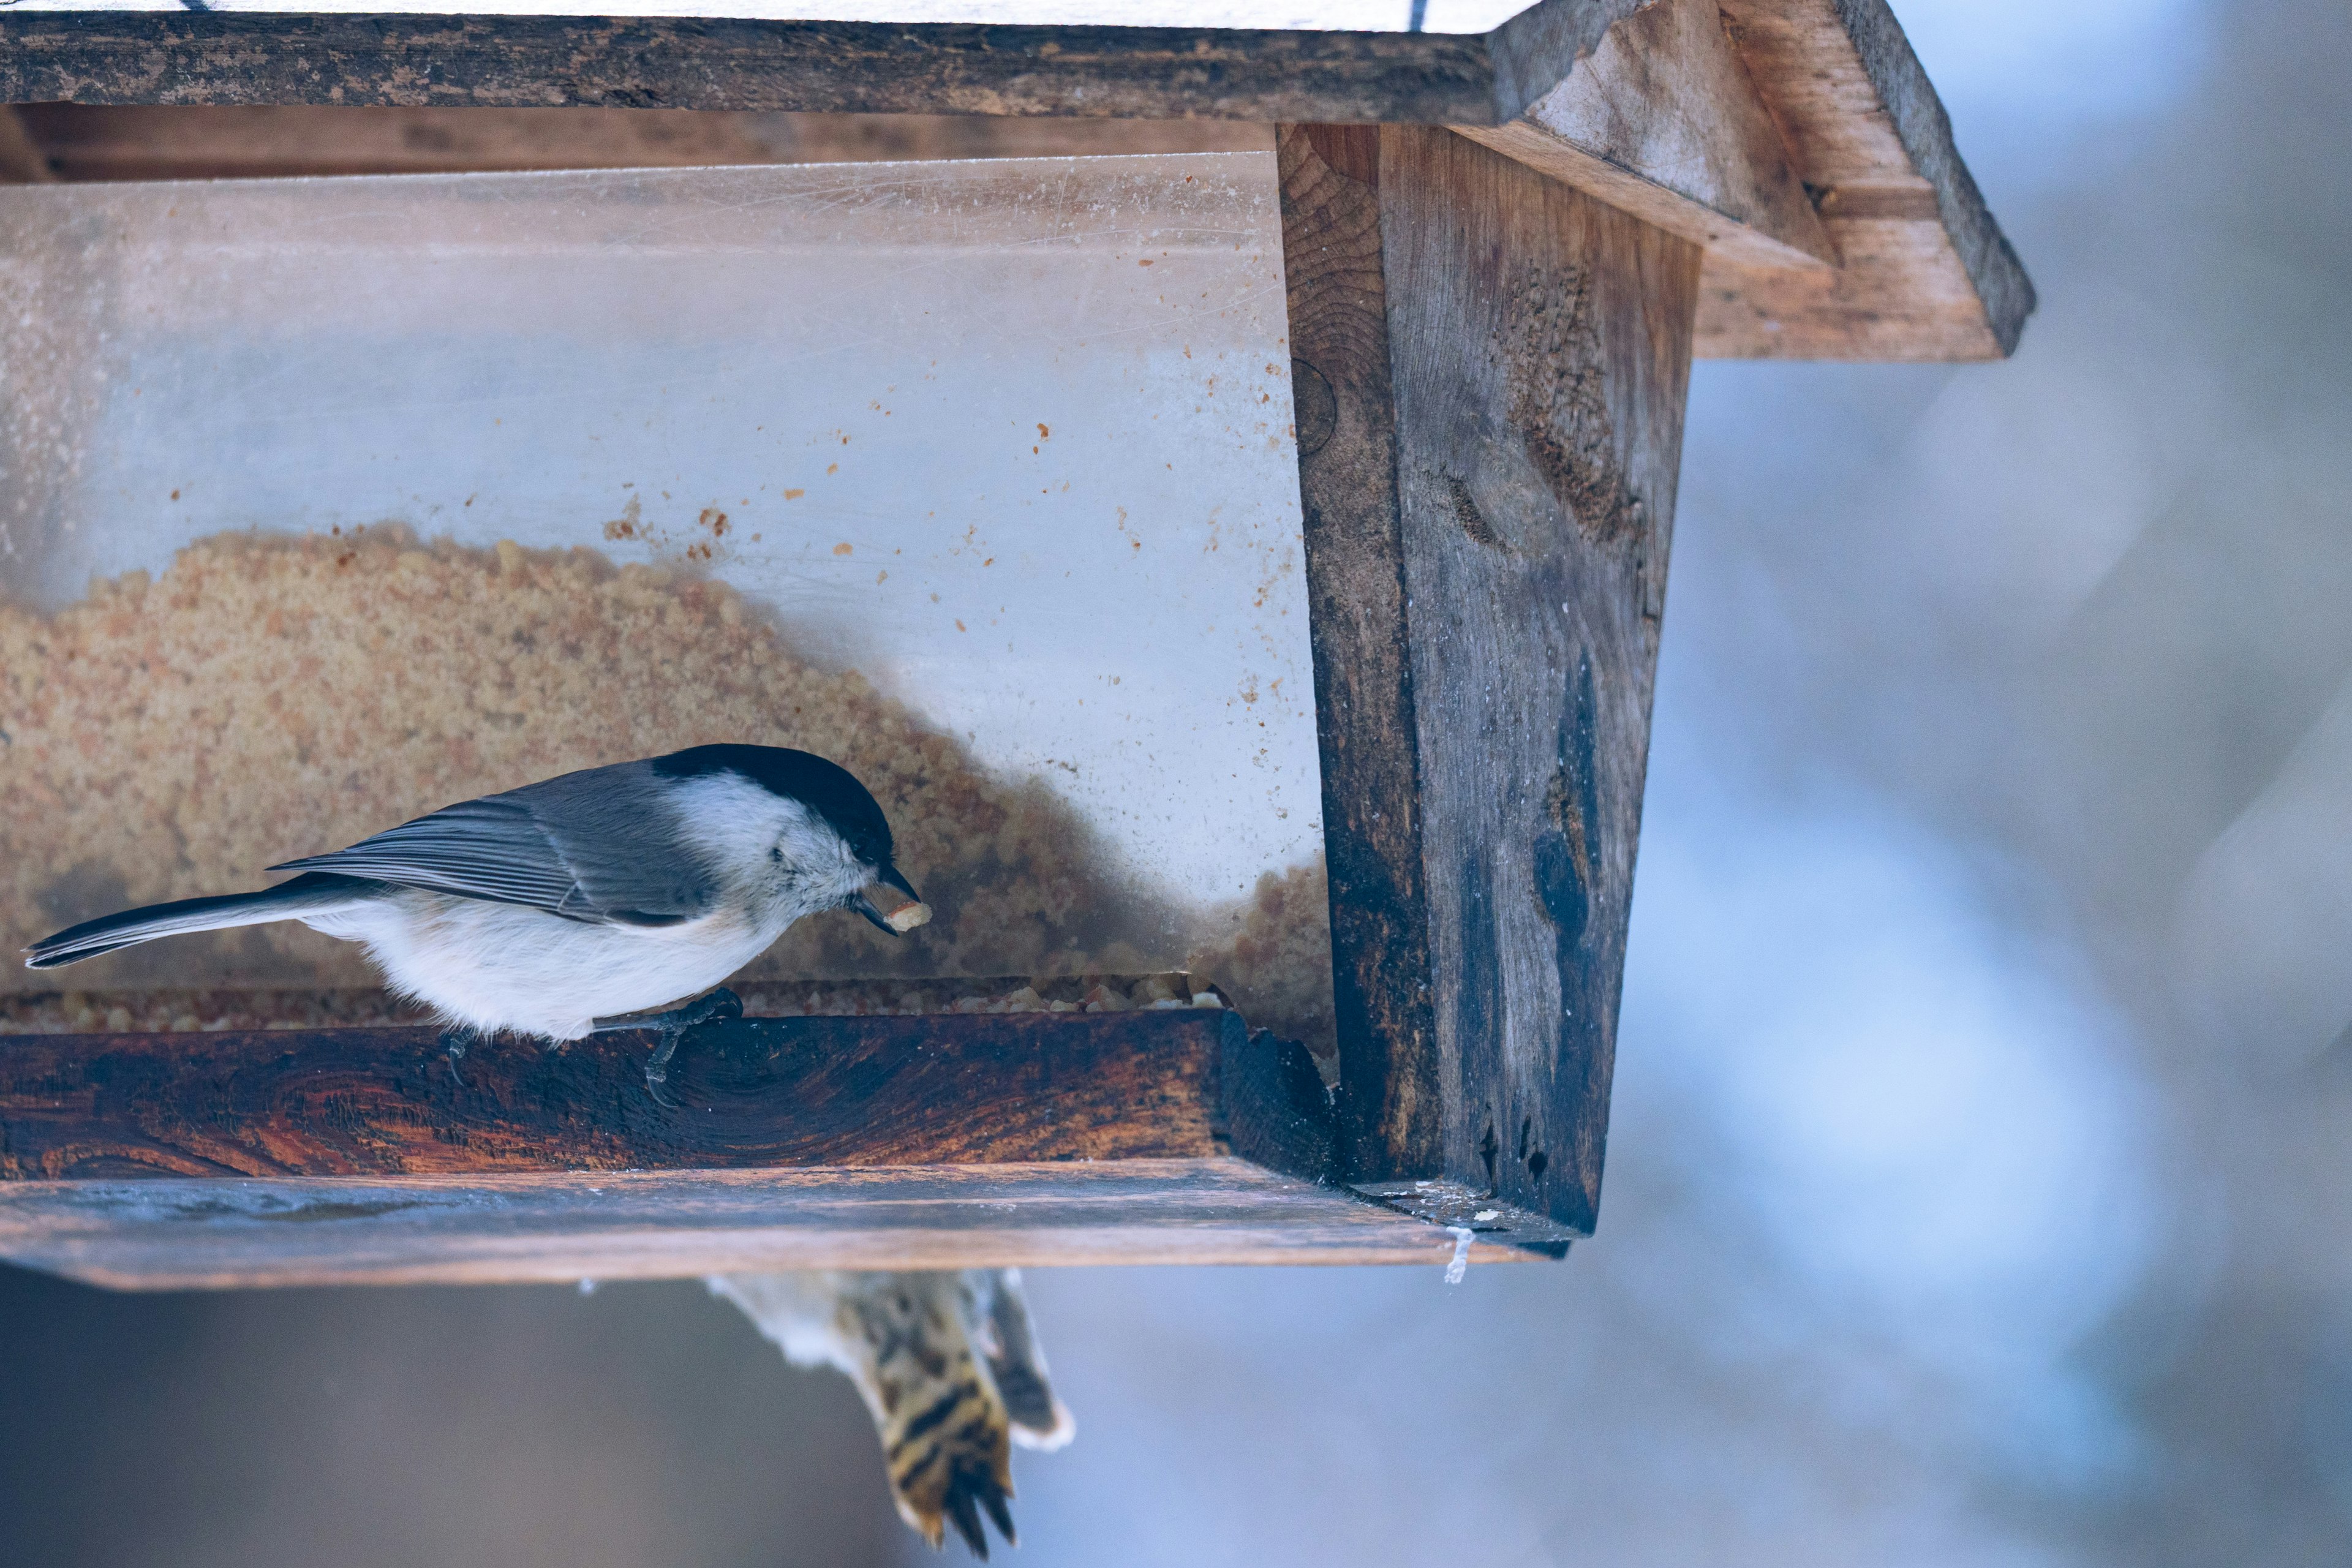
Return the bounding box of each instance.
[305,892,778,1040]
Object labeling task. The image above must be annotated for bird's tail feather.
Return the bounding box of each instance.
[23,873,380,969]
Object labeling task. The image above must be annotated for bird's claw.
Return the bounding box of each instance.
[439,1027,474,1088]
[644,1042,682,1110]
[940,1472,1016,1560]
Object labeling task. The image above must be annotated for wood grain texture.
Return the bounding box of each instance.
[1700,0,2035,358]
[0,1009,1590,1280]
[1457,0,1837,272]
[1284,125,1695,1235]
[0,1160,1545,1289]
[0,4,1639,126]
[1279,124,1443,1196]
[4,103,1269,182]
[0,1012,1240,1180]
[1219,1019,1340,1185]
[0,0,2029,360]
[1384,125,1695,1236]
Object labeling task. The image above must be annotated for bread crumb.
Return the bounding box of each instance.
[0,974,1227,1036]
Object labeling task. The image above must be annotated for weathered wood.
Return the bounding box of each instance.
[1392,127,1696,1235]
[1281,123,1444,1204]
[0,0,2029,361]
[1356,1175,1572,1249]
[0,1012,1237,1180]
[6,103,1267,183]
[1699,0,2035,358]
[1284,124,1697,1235]
[0,1161,1550,1289]
[1457,0,1836,272]
[0,1009,1584,1281]
[0,4,1643,125]
[1219,1011,1341,1186]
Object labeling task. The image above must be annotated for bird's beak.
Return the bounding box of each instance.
[853,866,931,935]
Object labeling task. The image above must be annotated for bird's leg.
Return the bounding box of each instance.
[640,989,745,1108]
[591,988,744,1107]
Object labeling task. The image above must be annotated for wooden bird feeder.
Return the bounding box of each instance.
[0,0,2030,1289]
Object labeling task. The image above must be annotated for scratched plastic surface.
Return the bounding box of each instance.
[0,155,1329,1024]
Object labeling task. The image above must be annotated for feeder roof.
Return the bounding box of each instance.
[0,0,2029,358]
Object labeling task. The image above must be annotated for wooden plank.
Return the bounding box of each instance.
[0,1012,1236,1179]
[1699,0,2036,358]
[1283,125,1697,1236]
[1385,127,1695,1236]
[0,4,1645,126]
[0,1009,1581,1281]
[7,103,1268,183]
[1280,123,1443,1206]
[0,1161,1550,1289]
[1457,0,1837,272]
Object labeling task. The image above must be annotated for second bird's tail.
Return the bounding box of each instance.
[23,872,382,970]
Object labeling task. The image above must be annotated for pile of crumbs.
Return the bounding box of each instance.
[0,531,1332,1052]
[0,987,431,1036]
[0,974,1226,1036]
[737,973,1226,1017]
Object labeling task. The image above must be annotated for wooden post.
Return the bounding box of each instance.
[1283,124,1699,1241]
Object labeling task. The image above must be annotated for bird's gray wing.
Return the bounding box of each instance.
[270,761,715,926]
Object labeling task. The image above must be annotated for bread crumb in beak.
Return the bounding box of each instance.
[859,880,932,935]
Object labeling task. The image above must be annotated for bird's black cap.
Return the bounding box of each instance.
[650,744,895,869]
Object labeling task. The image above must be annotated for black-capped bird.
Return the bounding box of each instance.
[23,745,929,1098]
[710,1268,1074,1558]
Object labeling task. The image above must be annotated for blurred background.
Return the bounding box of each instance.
[4,0,2347,1561]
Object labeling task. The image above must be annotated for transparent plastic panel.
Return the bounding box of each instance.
[0,155,1330,1045]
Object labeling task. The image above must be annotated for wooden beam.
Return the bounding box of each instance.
[0,0,2031,361]
[6,103,1268,183]
[0,4,1645,125]
[0,1162,1550,1289]
[1457,0,1837,272]
[1282,124,1698,1238]
[0,1006,1578,1281]
[1698,0,2036,358]
[0,1011,1242,1179]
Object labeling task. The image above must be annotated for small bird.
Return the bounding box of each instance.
[710,1268,1074,1558]
[23,745,930,1097]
